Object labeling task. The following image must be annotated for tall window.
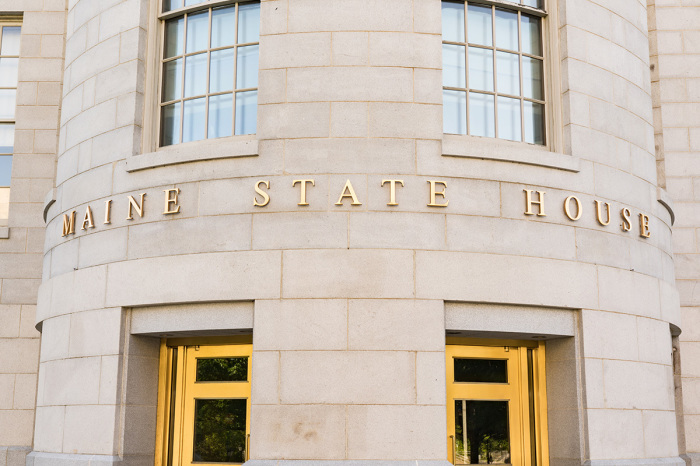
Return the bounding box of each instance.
[160,1,259,147]
[442,1,546,145]
[0,23,20,224]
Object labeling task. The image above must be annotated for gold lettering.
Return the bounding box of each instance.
[335,180,362,206]
[381,179,404,206]
[639,213,651,238]
[104,199,112,224]
[127,193,146,220]
[253,181,270,207]
[595,200,611,226]
[621,208,632,232]
[292,179,315,206]
[61,211,76,237]
[564,195,582,221]
[524,189,546,216]
[81,205,95,230]
[427,180,449,207]
[163,188,181,214]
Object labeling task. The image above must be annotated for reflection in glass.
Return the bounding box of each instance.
[469,92,495,138]
[467,5,492,46]
[443,44,466,88]
[495,9,518,51]
[0,124,13,154]
[212,6,237,48]
[524,101,544,145]
[1,27,21,56]
[162,0,182,12]
[183,97,206,142]
[238,2,261,44]
[235,91,257,135]
[498,96,522,141]
[442,2,465,42]
[521,15,542,56]
[443,90,467,135]
[186,11,209,53]
[0,155,11,186]
[196,356,247,382]
[454,400,511,465]
[0,58,19,87]
[520,0,543,8]
[184,53,207,97]
[496,51,520,95]
[163,59,183,102]
[210,49,235,93]
[164,18,184,58]
[522,57,543,100]
[236,45,259,89]
[454,359,508,383]
[185,0,207,6]
[0,90,16,119]
[468,47,493,92]
[161,103,181,146]
[193,399,247,463]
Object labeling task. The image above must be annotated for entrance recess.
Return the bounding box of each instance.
[156,339,252,466]
[446,341,549,466]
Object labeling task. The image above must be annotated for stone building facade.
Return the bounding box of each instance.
[0,1,698,466]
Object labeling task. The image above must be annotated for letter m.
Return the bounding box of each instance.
[62,211,76,236]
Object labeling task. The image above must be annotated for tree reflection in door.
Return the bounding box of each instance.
[193,399,246,463]
[455,400,511,464]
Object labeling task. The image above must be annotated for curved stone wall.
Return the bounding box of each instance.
[31,0,682,464]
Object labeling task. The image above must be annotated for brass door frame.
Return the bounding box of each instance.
[155,338,253,466]
[445,339,549,466]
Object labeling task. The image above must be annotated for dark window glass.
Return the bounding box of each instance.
[454,358,507,383]
[193,398,247,463]
[196,357,248,382]
[455,400,511,464]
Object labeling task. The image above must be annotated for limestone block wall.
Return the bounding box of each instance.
[650,0,700,463]
[28,0,149,462]
[32,0,683,465]
[0,1,65,465]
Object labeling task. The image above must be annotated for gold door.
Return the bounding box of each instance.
[446,341,549,466]
[157,340,252,466]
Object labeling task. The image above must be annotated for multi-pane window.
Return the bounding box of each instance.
[0,24,20,188]
[442,1,546,145]
[0,23,20,225]
[160,1,260,147]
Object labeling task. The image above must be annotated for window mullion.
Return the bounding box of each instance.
[232,2,239,136]
[179,13,188,144]
[204,7,213,139]
[518,10,525,142]
[464,1,469,136]
[491,5,498,139]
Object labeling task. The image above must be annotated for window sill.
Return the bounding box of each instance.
[442,134,579,172]
[125,135,258,173]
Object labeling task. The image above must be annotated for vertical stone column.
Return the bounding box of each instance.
[250,0,448,461]
[560,0,681,462]
[0,2,66,466]
[652,0,700,464]
[31,0,150,465]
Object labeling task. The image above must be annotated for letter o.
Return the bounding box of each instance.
[564,195,582,221]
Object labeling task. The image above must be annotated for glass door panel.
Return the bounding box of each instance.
[454,400,511,465]
[160,342,252,466]
[446,343,547,466]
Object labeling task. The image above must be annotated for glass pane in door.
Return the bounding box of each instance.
[193,399,247,463]
[454,400,511,465]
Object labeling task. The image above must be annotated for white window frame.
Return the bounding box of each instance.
[441,0,563,153]
[143,0,259,152]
